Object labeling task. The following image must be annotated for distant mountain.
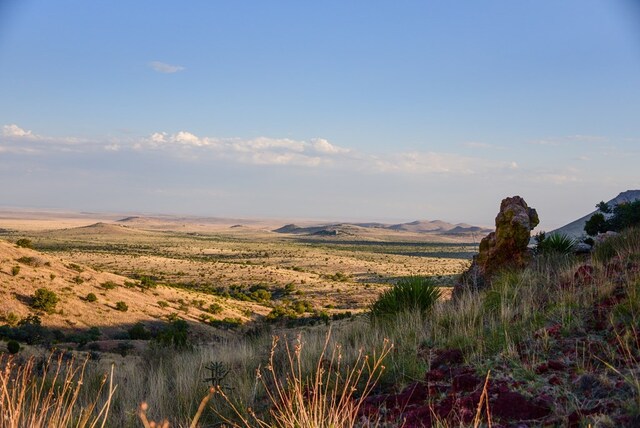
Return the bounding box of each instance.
[551,190,640,238]
[273,219,492,237]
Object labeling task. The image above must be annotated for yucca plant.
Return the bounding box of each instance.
[369,276,441,323]
[535,232,576,255]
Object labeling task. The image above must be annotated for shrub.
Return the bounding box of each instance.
[535,232,576,255]
[86,293,97,302]
[115,301,129,312]
[31,288,60,313]
[11,266,20,276]
[370,276,441,323]
[7,340,20,354]
[1,312,20,327]
[206,303,223,314]
[101,281,117,290]
[117,341,134,357]
[155,319,189,350]
[67,263,84,273]
[128,322,152,340]
[15,238,33,249]
[157,300,169,308]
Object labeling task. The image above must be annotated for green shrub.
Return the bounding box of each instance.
[206,303,223,314]
[208,317,243,330]
[115,301,129,312]
[7,339,20,354]
[369,276,441,323]
[86,293,97,302]
[11,266,20,276]
[157,300,169,308]
[15,238,33,249]
[101,281,117,290]
[585,212,607,236]
[128,322,152,340]
[156,319,190,349]
[31,288,60,313]
[138,276,157,289]
[67,263,84,273]
[535,232,576,255]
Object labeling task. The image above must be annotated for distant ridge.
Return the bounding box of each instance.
[273,219,492,237]
[551,190,640,238]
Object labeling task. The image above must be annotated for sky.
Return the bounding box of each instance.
[1,1,640,229]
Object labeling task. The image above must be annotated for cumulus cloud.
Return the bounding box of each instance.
[148,61,185,73]
[312,138,350,154]
[3,123,570,178]
[3,124,35,139]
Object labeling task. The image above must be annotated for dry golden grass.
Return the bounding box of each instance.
[0,353,115,428]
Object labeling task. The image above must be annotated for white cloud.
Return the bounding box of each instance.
[3,124,36,139]
[148,61,186,74]
[4,124,599,180]
[312,138,350,154]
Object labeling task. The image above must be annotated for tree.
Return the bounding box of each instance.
[585,212,607,237]
[31,288,59,313]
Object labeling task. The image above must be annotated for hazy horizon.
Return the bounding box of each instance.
[2,1,639,231]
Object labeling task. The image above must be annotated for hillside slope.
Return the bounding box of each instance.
[0,239,260,338]
[551,190,640,238]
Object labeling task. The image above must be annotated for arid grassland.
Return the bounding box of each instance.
[0,213,473,335]
[5,211,640,427]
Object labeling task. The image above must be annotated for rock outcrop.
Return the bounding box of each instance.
[455,196,539,296]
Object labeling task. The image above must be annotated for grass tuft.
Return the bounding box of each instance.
[369,276,441,323]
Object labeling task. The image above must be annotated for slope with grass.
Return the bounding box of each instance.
[0,239,263,340]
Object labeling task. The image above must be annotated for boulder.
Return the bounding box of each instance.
[455,196,538,296]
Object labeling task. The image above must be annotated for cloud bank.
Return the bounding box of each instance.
[1,124,521,176]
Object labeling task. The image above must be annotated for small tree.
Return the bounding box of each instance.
[86,293,97,302]
[115,301,129,312]
[31,288,59,313]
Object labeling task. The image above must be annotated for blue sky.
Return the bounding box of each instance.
[1,1,639,229]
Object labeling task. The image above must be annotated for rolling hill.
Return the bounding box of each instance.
[273,219,491,238]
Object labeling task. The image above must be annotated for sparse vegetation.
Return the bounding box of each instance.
[86,292,97,302]
[15,238,33,248]
[31,288,60,313]
[11,265,20,276]
[115,301,129,312]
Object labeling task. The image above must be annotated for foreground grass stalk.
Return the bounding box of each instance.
[0,353,114,428]
[217,329,393,427]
